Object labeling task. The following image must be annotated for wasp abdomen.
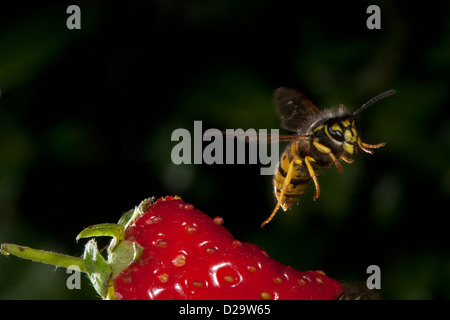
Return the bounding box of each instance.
[273,142,311,211]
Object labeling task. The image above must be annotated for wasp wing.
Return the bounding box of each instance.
[274,87,321,132]
[219,131,309,143]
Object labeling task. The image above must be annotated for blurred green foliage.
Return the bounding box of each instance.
[0,1,449,299]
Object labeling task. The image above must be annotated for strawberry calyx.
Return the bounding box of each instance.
[1,196,175,299]
[74,196,177,299]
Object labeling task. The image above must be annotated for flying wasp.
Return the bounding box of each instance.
[261,87,396,227]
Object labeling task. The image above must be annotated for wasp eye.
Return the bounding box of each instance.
[328,126,345,142]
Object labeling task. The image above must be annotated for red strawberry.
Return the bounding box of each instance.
[1,196,342,300]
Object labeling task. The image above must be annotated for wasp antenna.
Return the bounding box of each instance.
[353,89,396,117]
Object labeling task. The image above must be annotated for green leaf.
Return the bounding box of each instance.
[117,209,135,227]
[83,239,112,299]
[76,223,124,241]
[117,197,155,229]
[108,240,143,278]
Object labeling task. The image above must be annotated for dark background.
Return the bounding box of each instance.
[0,0,449,299]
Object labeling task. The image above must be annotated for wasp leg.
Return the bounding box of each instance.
[313,141,343,173]
[261,157,303,228]
[358,140,386,154]
[304,156,321,200]
[340,155,354,164]
[261,199,281,228]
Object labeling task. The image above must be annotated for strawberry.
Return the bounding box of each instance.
[1,196,342,300]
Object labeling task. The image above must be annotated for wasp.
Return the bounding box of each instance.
[261,87,396,227]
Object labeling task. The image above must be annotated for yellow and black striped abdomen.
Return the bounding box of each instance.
[273,142,311,211]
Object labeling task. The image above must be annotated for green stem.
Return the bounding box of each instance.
[1,243,87,273]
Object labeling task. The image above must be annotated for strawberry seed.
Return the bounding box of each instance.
[172,254,186,267]
[205,247,217,255]
[247,265,257,272]
[273,277,283,284]
[156,240,168,248]
[212,217,224,225]
[224,275,235,283]
[185,226,198,234]
[261,292,271,299]
[158,273,169,283]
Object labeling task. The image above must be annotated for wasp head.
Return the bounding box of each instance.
[323,116,361,155]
